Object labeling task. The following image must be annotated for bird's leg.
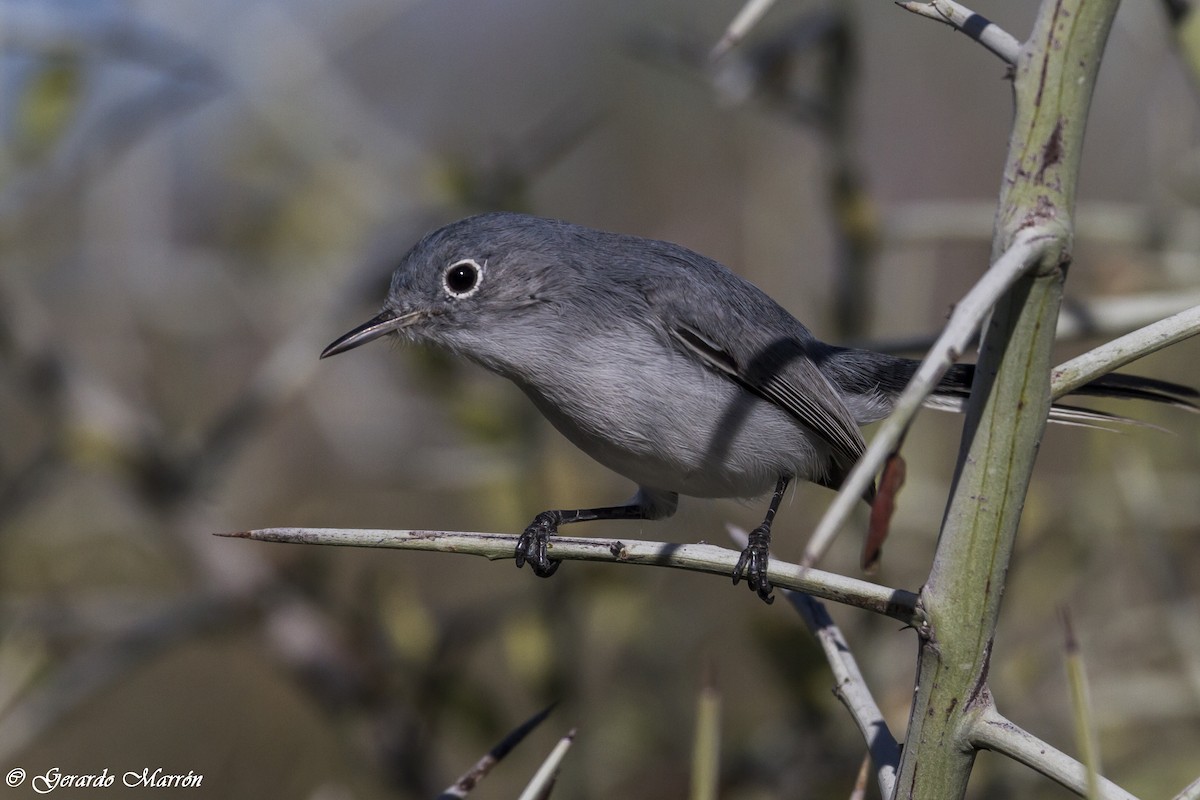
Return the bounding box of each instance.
[733,475,791,604]
[515,503,654,578]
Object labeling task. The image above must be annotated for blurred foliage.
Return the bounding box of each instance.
[0,1,1198,799]
[11,53,81,165]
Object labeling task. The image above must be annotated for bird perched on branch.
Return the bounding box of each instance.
[322,212,1197,602]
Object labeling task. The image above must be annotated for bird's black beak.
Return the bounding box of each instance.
[320,309,424,359]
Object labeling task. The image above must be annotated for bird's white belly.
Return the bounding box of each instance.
[517,343,831,499]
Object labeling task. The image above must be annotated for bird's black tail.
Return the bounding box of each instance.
[931,362,1198,426]
[820,346,1198,426]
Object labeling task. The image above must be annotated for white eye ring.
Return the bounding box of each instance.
[442,258,484,299]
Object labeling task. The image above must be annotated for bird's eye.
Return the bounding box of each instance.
[443,259,483,298]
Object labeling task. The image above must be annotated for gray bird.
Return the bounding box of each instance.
[322,212,1196,602]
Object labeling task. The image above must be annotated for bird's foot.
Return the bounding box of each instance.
[732,525,774,604]
[515,511,561,577]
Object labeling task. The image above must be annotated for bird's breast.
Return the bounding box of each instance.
[504,327,833,499]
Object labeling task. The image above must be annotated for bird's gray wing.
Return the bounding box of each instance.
[605,234,871,497]
[668,321,870,496]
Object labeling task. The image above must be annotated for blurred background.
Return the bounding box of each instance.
[1,0,1198,797]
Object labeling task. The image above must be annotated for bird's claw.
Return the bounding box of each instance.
[515,511,561,577]
[732,525,774,604]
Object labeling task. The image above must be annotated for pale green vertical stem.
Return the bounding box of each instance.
[689,681,721,800]
[1064,613,1103,800]
[894,1,1122,797]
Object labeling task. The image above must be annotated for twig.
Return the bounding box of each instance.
[517,728,576,800]
[968,706,1136,800]
[801,226,1055,568]
[726,524,900,796]
[1051,304,1200,399]
[219,527,925,627]
[896,0,1021,65]
[710,0,779,60]
[438,704,558,799]
[787,592,900,798]
[1174,773,1200,800]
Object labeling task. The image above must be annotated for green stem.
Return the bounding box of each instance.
[894,0,1121,796]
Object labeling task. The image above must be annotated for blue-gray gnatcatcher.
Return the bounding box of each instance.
[322,212,1196,602]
